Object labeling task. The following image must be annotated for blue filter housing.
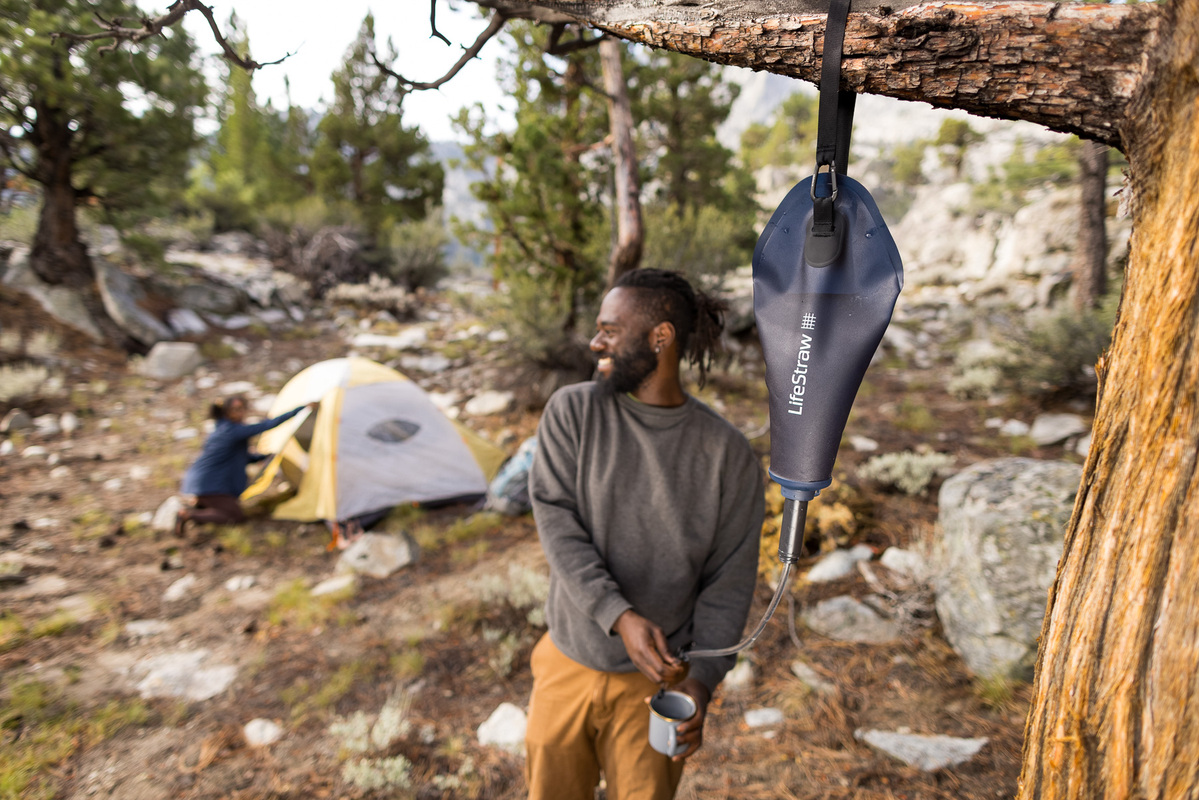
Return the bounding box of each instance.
[752,171,903,502]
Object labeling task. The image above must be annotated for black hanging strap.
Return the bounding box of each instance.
[807,0,854,267]
[815,0,855,174]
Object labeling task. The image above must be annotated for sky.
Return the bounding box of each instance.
[144,0,509,143]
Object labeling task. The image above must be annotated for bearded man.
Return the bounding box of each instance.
[526,268,765,800]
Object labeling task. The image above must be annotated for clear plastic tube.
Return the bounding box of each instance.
[683,561,793,660]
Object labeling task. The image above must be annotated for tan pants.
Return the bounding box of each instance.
[525,634,685,800]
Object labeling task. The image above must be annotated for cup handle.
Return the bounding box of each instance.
[668,724,677,755]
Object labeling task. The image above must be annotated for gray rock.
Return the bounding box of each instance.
[744,707,785,728]
[790,661,837,696]
[224,575,257,592]
[1029,413,1090,446]
[140,342,203,381]
[352,327,428,350]
[802,595,902,643]
[0,440,11,456]
[400,353,452,374]
[855,729,988,771]
[167,307,209,336]
[59,412,79,436]
[879,547,927,581]
[477,702,527,753]
[125,619,172,639]
[133,649,237,701]
[244,718,284,747]
[95,258,174,345]
[163,574,198,602]
[932,458,1082,680]
[33,414,61,436]
[807,544,874,583]
[463,390,514,416]
[722,658,755,693]
[1075,432,1093,457]
[1,246,105,340]
[336,532,418,579]
[152,496,184,532]
[173,427,199,441]
[999,419,1031,437]
[22,445,48,458]
[1,408,32,432]
[311,574,358,597]
[849,435,879,452]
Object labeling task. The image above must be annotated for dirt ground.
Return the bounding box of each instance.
[0,283,1084,800]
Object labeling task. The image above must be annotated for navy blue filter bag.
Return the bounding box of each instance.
[752,0,903,509]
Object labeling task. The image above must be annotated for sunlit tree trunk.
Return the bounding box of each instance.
[599,37,643,288]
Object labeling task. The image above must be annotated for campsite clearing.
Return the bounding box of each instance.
[0,288,1070,800]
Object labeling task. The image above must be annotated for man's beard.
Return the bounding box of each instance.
[596,339,659,395]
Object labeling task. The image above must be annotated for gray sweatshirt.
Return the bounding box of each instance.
[529,382,765,691]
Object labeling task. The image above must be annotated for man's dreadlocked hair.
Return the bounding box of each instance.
[614,268,728,388]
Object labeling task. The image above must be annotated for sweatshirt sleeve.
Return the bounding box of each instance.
[687,444,766,691]
[529,391,633,635]
[231,405,305,440]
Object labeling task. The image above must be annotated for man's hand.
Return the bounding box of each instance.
[665,677,711,761]
[612,609,680,685]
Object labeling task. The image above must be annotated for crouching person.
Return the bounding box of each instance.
[175,395,315,537]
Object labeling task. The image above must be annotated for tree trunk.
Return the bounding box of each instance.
[1072,140,1109,311]
[1018,0,1199,795]
[599,36,643,288]
[29,101,92,291]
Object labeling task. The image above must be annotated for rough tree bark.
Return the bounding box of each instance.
[471,2,1193,798]
[599,37,643,288]
[1072,140,1109,311]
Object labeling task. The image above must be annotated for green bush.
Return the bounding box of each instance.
[640,202,753,282]
[997,293,1118,398]
[859,450,955,496]
[384,212,449,291]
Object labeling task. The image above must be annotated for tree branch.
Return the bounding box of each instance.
[429,0,452,45]
[466,1,1164,149]
[545,22,605,55]
[50,0,294,71]
[373,10,510,92]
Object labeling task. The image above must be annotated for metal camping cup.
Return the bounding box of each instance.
[648,690,696,757]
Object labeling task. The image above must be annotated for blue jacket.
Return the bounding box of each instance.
[181,406,305,497]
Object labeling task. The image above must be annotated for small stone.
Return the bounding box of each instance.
[152,496,184,532]
[129,465,152,481]
[22,445,48,458]
[125,619,172,639]
[336,532,418,579]
[849,435,879,452]
[722,658,755,693]
[477,702,527,753]
[244,718,283,747]
[60,412,79,436]
[790,661,837,696]
[311,574,357,597]
[33,414,61,436]
[224,575,256,591]
[173,427,199,441]
[49,466,71,479]
[1029,413,1089,446]
[463,390,514,416]
[999,419,1031,437]
[744,707,785,728]
[163,574,198,602]
[879,547,927,580]
[1,408,33,433]
[0,440,13,456]
[802,595,903,643]
[807,545,872,583]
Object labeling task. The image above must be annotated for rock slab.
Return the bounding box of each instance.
[932,458,1082,680]
[855,729,988,771]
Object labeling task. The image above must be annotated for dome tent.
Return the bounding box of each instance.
[242,357,507,523]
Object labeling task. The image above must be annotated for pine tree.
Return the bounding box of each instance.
[311,13,443,244]
[454,21,610,372]
[0,0,205,341]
